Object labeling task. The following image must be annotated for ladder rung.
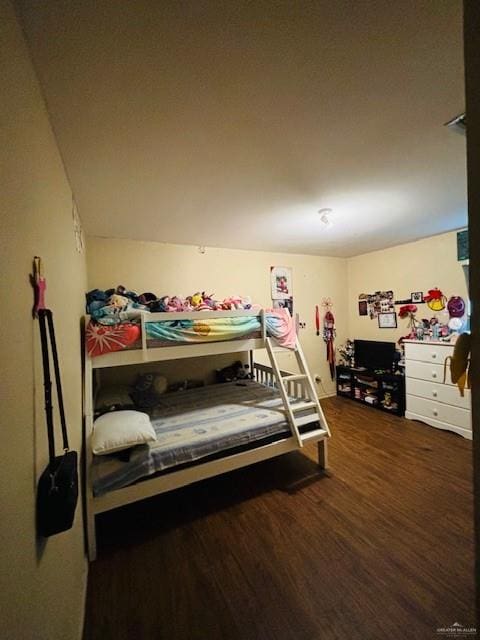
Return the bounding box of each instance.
[301,428,328,441]
[290,401,317,412]
[282,374,308,382]
[295,414,320,428]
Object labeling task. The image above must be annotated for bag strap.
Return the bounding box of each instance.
[45,310,69,452]
[38,310,56,466]
[38,309,69,468]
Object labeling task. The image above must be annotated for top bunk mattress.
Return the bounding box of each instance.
[92,380,311,497]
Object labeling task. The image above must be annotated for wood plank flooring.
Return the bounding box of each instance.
[83,398,475,640]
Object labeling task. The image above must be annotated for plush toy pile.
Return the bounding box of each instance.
[86,285,256,325]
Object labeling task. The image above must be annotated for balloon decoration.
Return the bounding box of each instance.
[424,288,447,312]
[447,296,465,318]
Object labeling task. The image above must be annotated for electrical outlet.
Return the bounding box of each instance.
[314,374,322,383]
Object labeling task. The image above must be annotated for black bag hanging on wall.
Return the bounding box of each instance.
[37,309,78,537]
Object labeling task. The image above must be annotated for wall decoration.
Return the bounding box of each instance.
[358,300,368,316]
[411,292,423,303]
[359,290,394,319]
[270,266,292,300]
[378,312,397,329]
[271,266,293,315]
[322,299,336,380]
[398,304,418,330]
[447,296,465,318]
[424,287,446,311]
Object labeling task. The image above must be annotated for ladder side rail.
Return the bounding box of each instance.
[265,338,303,447]
[294,338,331,437]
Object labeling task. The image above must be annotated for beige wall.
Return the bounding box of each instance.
[347,231,468,344]
[87,237,348,396]
[0,2,87,639]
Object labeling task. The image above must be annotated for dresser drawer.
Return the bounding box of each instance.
[406,395,471,430]
[405,360,454,385]
[405,378,471,410]
[404,342,453,364]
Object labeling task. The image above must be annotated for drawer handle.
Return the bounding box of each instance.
[432,372,437,379]
[431,353,437,359]
[433,409,438,417]
[432,390,438,397]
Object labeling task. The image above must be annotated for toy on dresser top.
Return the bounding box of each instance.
[398,287,468,343]
[86,285,257,325]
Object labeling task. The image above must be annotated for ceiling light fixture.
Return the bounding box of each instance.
[318,208,333,228]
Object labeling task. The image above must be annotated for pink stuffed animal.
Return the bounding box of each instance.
[167,296,184,312]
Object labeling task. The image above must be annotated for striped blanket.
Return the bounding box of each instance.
[92,381,299,496]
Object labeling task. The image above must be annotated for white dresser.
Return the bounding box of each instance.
[404,340,471,439]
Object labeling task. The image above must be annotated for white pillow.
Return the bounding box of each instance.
[92,410,157,455]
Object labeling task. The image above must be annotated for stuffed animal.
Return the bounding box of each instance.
[131,373,168,408]
[169,296,185,311]
[215,361,248,383]
[108,294,129,309]
[190,292,203,307]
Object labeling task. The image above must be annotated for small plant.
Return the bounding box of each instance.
[338,339,355,367]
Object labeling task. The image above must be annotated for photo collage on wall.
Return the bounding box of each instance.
[358,291,395,319]
[270,266,293,316]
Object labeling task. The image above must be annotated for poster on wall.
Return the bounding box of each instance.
[271,266,293,315]
[358,291,394,319]
[271,266,292,300]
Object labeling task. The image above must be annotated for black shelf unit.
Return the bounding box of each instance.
[336,365,405,417]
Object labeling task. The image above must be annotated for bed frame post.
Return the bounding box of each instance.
[83,337,97,561]
[317,438,328,469]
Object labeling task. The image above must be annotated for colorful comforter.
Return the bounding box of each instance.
[145,316,261,345]
[86,309,296,357]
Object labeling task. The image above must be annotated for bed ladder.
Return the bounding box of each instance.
[265,337,331,448]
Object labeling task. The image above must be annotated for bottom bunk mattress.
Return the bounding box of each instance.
[92,380,312,496]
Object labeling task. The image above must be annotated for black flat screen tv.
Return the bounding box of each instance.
[354,339,395,371]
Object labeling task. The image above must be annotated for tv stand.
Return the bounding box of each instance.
[336,365,405,417]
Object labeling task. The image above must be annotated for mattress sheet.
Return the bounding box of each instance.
[92,380,300,496]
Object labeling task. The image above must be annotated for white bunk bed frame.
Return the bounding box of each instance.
[83,309,330,560]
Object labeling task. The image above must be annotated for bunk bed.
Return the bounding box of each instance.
[83,309,331,561]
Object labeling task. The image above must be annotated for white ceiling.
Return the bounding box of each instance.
[16,0,466,257]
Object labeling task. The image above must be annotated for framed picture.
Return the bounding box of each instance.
[411,292,423,303]
[378,312,397,329]
[273,297,294,316]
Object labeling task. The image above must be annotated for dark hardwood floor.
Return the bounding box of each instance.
[83,398,475,640]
